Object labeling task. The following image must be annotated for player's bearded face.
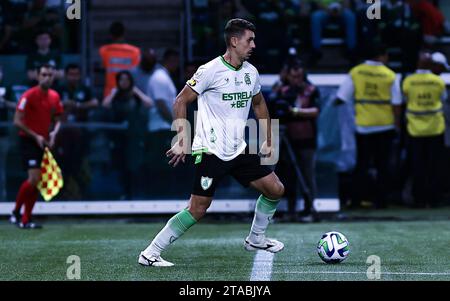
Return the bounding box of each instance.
[236,30,256,61]
[38,68,55,89]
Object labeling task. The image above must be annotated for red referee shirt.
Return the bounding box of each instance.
[16,86,63,140]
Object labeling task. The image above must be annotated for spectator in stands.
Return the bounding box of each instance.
[55,63,98,199]
[99,21,141,98]
[336,43,402,209]
[102,71,153,199]
[102,71,153,111]
[131,48,158,97]
[274,63,320,221]
[26,29,64,84]
[407,0,445,46]
[309,0,357,65]
[22,0,63,51]
[147,49,179,136]
[57,64,98,122]
[402,52,447,208]
[145,49,179,196]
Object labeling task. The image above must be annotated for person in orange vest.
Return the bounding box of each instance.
[403,53,447,208]
[99,21,141,97]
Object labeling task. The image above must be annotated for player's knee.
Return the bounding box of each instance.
[278,182,285,198]
[267,181,284,200]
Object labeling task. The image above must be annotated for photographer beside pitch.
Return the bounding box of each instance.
[138,19,285,267]
[9,64,63,229]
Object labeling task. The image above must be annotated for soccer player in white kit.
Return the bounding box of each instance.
[138,19,285,267]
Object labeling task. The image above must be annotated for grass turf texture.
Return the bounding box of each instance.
[0,209,449,281]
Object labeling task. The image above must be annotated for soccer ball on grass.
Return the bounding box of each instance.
[317,231,349,264]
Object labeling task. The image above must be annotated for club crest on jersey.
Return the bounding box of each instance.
[187,79,197,87]
[201,176,213,190]
[244,73,251,85]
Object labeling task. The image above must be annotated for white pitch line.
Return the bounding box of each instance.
[277,271,450,276]
[250,251,275,281]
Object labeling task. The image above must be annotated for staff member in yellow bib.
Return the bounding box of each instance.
[336,44,402,209]
[402,53,447,208]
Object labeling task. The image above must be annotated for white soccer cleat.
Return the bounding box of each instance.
[244,236,284,253]
[138,253,174,267]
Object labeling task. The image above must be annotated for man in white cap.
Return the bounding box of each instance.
[431,52,450,75]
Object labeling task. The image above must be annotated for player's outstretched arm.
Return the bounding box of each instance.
[166,85,198,167]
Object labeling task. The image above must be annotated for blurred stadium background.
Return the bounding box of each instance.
[1,0,450,281]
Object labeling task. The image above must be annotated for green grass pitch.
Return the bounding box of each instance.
[1,209,449,281]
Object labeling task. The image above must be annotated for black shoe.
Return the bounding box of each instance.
[9,210,21,225]
[18,221,43,229]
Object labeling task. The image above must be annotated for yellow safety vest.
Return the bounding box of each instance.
[350,63,396,127]
[402,72,446,137]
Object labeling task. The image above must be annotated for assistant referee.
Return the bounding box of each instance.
[9,64,63,229]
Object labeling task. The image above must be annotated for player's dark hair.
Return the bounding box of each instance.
[37,63,55,74]
[65,63,80,73]
[224,18,256,47]
[110,21,125,38]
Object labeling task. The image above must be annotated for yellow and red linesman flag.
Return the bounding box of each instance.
[37,147,63,202]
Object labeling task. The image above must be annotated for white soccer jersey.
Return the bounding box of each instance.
[187,56,261,161]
